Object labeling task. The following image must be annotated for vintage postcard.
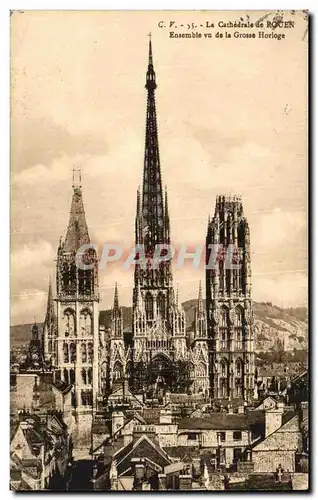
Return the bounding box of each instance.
[10,10,308,491]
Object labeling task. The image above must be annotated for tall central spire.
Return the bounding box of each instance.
[141,37,165,253]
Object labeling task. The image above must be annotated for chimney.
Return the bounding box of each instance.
[179,474,192,490]
[265,402,284,437]
[112,411,124,435]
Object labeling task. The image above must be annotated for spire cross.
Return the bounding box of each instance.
[147,32,152,39]
[72,165,82,189]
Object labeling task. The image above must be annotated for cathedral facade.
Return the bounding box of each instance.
[41,40,256,405]
[106,39,210,398]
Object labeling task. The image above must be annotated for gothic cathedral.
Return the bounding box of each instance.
[42,39,256,405]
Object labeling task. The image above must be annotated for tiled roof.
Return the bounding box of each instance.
[290,370,308,385]
[282,409,296,426]
[164,462,184,474]
[246,410,266,426]
[113,441,134,465]
[23,428,45,455]
[213,398,245,408]
[52,380,73,394]
[169,393,205,403]
[142,408,161,424]
[179,411,265,431]
[114,434,171,476]
[164,446,200,460]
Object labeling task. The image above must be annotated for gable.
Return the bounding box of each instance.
[253,416,301,452]
[116,435,171,476]
[47,415,64,434]
[277,415,299,432]
[10,427,34,460]
[109,388,143,406]
[254,397,277,410]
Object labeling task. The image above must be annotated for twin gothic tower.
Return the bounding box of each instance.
[42,39,256,406]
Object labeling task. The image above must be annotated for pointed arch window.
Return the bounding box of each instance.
[145,293,154,321]
[70,368,75,384]
[138,318,144,332]
[220,359,228,398]
[87,367,93,385]
[157,293,166,319]
[101,361,107,391]
[221,359,228,377]
[236,358,243,377]
[61,261,76,295]
[81,343,87,363]
[195,363,206,378]
[87,342,93,363]
[70,343,76,363]
[81,368,87,385]
[80,310,92,336]
[63,368,69,385]
[63,343,69,363]
[235,307,243,348]
[235,358,244,397]
[219,307,229,349]
[113,362,123,381]
[79,269,94,296]
[220,307,228,327]
[176,311,185,334]
[234,307,243,327]
[63,309,75,337]
[220,378,228,398]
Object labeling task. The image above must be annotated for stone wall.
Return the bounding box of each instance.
[11,374,38,413]
[253,450,295,473]
[71,411,93,456]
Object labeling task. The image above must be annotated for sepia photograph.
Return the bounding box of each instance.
[10,10,308,491]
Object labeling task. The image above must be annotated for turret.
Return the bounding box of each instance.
[194,282,207,340]
[111,283,123,339]
[43,276,57,362]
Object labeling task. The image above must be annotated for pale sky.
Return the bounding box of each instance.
[11,11,308,325]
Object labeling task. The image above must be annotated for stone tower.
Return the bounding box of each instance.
[206,195,255,402]
[43,277,57,364]
[132,39,188,393]
[55,171,99,409]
